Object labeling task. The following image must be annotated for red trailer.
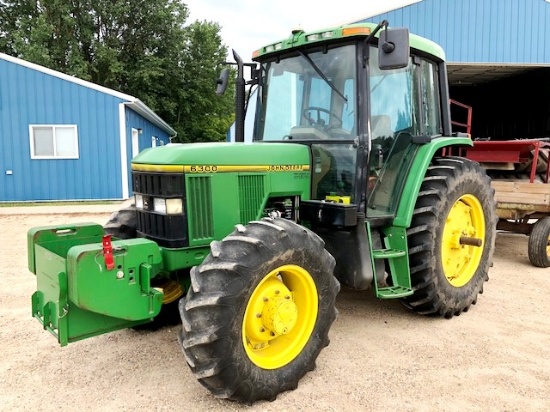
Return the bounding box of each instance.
[449,99,550,267]
[461,139,550,267]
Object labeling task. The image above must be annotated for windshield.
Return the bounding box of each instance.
[256,44,357,141]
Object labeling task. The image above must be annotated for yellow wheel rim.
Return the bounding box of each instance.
[442,194,485,287]
[153,278,184,304]
[242,264,318,369]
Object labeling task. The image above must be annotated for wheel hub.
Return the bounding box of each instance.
[262,297,298,336]
[244,278,296,343]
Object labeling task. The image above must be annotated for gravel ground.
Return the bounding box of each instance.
[1,209,549,412]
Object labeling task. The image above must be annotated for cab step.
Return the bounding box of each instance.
[376,285,413,299]
[371,243,411,299]
[368,226,412,300]
[372,248,407,259]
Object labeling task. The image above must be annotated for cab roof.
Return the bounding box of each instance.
[252,22,445,62]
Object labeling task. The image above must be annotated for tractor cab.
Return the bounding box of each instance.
[250,23,444,223]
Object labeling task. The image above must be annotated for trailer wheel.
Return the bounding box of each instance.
[402,157,496,318]
[528,217,550,268]
[179,218,338,404]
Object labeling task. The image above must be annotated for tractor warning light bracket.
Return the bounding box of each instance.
[102,235,115,270]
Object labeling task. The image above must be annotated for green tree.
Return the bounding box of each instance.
[178,20,234,142]
[0,0,234,142]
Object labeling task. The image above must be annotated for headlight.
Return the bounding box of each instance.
[166,198,183,214]
[153,197,183,214]
[135,194,143,209]
[153,198,166,214]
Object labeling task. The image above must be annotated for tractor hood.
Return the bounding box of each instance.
[132,142,311,171]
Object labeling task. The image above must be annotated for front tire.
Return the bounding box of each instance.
[103,206,137,239]
[179,218,339,404]
[403,157,496,318]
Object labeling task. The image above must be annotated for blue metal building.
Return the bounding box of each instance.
[0,53,176,202]
[361,0,550,65]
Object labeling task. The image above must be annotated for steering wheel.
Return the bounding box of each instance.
[303,106,343,128]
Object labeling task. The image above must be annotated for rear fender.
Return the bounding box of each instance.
[393,137,472,228]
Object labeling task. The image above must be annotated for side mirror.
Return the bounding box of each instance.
[378,27,410,70]
[216,68,230,96]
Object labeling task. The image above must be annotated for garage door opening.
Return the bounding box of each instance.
[447,65,550,141]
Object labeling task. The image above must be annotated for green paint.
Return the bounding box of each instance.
[254,22,445,61]
[393,137,473,228]
[160,246,211,272]
[185,169,310,247]
[28,223,104,274]
[29,224,162,346]
[133,142,311,167]
[67,238,163,320]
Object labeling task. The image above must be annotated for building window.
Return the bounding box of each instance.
[29,125,79,159]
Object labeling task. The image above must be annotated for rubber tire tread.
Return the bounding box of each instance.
[103,206,137,239]
[528,217,550,268]
[402,157,497,318]
[178,217,339,404]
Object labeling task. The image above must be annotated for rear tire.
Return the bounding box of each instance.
[528,217,550,268]
[179,218,339,404]
[402,157,496,318]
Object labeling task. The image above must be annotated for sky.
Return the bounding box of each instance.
[184,0,421,62]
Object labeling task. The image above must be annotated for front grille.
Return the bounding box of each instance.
[132,171,188,248]
[187,176,214,240]
[136,211,187,247]
[239,175,265,223]
[133,173,183,197]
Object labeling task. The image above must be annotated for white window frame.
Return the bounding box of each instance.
[29,124,80,159]
[131,128,140,158]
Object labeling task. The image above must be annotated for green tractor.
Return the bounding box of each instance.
[28,21,496,404]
